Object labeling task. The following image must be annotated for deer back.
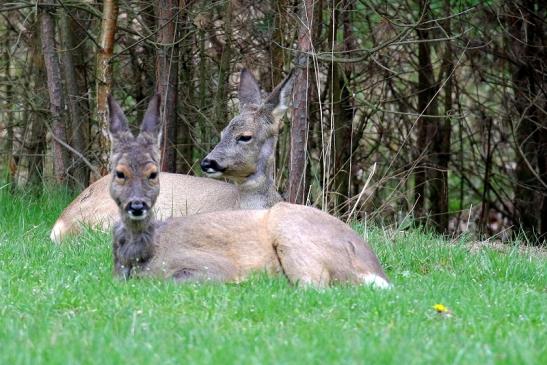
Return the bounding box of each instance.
[50,173,240,243]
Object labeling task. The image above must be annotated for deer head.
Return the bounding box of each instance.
[200,69,294,184]
[108,94,162,225]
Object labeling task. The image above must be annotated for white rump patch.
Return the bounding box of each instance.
[50,221,65,244]
[360,273,392,289]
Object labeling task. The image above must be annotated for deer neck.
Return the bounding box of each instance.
[122,215,156,241]
[114,214,157,278]
[237,136,281,208]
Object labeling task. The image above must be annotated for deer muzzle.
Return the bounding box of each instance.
[125,200,150,221]
[200,158,226,177]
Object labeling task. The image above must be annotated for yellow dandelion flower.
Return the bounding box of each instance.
[434,304,448,313]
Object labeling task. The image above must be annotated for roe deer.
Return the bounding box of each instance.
[201,69,293,208]
[110,93,390,288]
[50,69,293,243]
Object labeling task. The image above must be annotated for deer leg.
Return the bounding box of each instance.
[172,268,200,282]
[171,268,221,282]
[273,242,330,288]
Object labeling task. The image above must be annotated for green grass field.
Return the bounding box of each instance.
[0,188,545,365]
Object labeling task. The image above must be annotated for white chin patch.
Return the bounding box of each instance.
[206,171,223,178]
[128,211,148,221]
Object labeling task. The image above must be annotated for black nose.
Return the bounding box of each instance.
[200,158,225,173]
[128,200,146,216]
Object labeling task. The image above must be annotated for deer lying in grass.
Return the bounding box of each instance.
[200,69,291,208]
[50,69,292,243]
[110,94,390,288]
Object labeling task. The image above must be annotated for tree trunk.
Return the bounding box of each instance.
[156,0,180,172]
[26,21,48,187]
[213,0,233,133]
[331,0,356,215]
[479,114,493,235]
[177,0,194,173]
[197,25,209,151]
[3,26,15,187]
[270,0,288,88]
[96,0,119,176]
[130,2,156,123]
[414,0,438,223]
[40,0,70,183]
[507,0,546,242]
[288,0,314,204]
[71,9,93,186]
[429,0,453,233]
[330,63,354,214]
[60,10,88,188]
[271,0,293,192]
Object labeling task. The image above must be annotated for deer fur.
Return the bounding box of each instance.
[110,94,390,288]
[201,69,293,208]
[50,69,293,243]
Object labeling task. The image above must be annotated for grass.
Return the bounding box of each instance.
[0,187,545,365]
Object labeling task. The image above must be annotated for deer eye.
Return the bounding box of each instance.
[237,135,252,143]
[149,172,158,180]
[115,171,126,179]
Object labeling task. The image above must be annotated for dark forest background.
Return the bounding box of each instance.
[0,0,545,243]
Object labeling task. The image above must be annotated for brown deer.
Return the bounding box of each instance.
[200,69,292,208]
[50,69,293,243]
[110,94,390,288]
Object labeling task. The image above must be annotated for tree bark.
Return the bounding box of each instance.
[156,0,180,172]
[177,0,194,173]
[197,23,209,151]
[129,2,156,123]
[71,9,93,186]
[479,114,493,235]
[331,0,356,215]
[414,0,438,223]
[507,0,546,242]
[3,25,15,187]
[60,10,88,188]
[96,0,119,176]
[288,0,314,204]
[26,21,48,187]
[429,0,453,233]
[40,0,70,183]
[270,0,288,88]
[213,0,233,133]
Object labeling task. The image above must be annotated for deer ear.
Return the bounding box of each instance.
[108,95,131,145]
[139,94,162,144]
[263,69,294,124]
[239,68,262,112]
